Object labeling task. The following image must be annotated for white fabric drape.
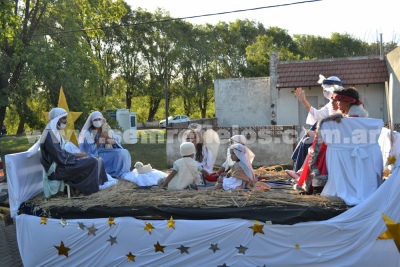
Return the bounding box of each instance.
[16,167,400,266]
[321,118,384,205]
[5,151,43,217]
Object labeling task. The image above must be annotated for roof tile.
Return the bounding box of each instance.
[277,57,389,88]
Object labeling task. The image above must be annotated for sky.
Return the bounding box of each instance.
[126,0,398,44]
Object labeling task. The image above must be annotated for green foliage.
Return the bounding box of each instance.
[1,3,398,133]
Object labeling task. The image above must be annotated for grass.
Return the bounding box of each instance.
[0,129,168,171]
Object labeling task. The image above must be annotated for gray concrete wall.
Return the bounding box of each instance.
[214,77,271,126]
[386,46,400,124]
[166,126,296,168]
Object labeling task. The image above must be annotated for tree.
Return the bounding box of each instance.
[0,0,126,133]
[115,6,151,110]
[244,27,301,77]
[294,33,369,59]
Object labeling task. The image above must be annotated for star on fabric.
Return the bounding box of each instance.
[77,222,86,230]
[60,218,68,228]
[144,222,155,234]
[249,221,265,236]
[378,213,400,252]
[236,245,248,254]
[126,252,135,262]
[217,264,229,267]
[107,217,116,228]
[54,241,71,258]
[295,244,300,249]
[209,243,220,253]
[177,245,190,254]
[387,155,397,165]
[40,217,47,225]
[43,86,82,146]
[107,235,118,246]
[167,216,175,229]
[87,223,98,236]
[154,241,166,253]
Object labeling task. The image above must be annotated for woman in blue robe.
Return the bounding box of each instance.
[79,111,131,178]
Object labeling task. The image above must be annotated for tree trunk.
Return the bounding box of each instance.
[17,117,25,135]
[147,97,161,122]
[126,90,132,110]
[0,106,6,129]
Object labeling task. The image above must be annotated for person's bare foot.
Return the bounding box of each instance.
[286,170,300,181]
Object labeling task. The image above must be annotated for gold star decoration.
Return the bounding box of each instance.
[107,217,116,228]
[60,218,68,228]
[154,241,166,253]
[40,217,47,225]
[144,222,155,234]
[377,213,400,252]
[295,244,300,249]
[54,241,71,258]
[387,155,397,165]
[43,86,82,146]
[249,221,265,236]
[126,252,135,262]
[167,216,175,229]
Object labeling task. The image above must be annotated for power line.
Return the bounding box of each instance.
[25,0,322,38]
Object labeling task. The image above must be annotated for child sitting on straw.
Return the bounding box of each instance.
[214,143,256,191]
[159,142,203,190]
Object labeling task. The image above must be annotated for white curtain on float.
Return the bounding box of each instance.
[16,165,400,266]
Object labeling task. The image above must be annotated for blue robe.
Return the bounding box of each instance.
[291,123,317,172]
[80,129,131,178]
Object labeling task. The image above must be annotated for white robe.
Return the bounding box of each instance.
[306,102,333,125]
[321,117,384,205]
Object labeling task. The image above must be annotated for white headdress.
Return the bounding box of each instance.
[230,143,255,181]
[318,74,345,100]
[27,108,68,157]
[78,111,104,144]
[180,142,196,157]
[226,135,255,167]
[229,135,247,145]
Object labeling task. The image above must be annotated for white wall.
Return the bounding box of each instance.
[386,47,400,124]
[277,86,329,126]
[215,78,271,126]
[277,85,386,126]
[356,84,385,120]
[276,88,297,125]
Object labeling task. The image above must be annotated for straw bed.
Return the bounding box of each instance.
[27,166,347,215]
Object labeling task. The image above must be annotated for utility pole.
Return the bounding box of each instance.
[164,64,169,127]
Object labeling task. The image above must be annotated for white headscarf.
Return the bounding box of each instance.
[229,135,247,145]
[27,108,68,157]
[78,111,104,144]
[230,143,255,181]
[226,135,255,167]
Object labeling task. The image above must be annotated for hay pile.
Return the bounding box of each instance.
[27,166,347,214]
